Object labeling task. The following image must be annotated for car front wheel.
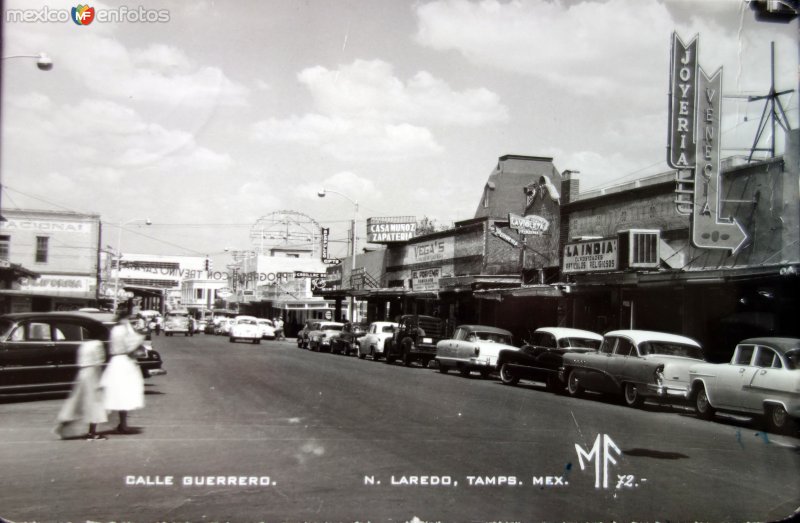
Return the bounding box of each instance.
[623,382,645,408]
[694,385,715,420]
[499,363,519,386]
[567,369,583,397]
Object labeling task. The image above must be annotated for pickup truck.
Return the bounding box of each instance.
[384,314,444,367]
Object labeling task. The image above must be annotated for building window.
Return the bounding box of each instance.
[195,288,204,300]
[0,235,9,260]
[35,237,49,263]
[483,187,490,208]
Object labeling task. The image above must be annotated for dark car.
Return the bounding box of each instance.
[331,322,369,356]
[496,327,603,391]
[0,311,166,394]
[297,320,321,349]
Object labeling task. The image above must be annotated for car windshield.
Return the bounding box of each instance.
[558,337,602,350]
[381,326,395,333]
[639,341,703,360]
[785,349,799,370]
[238,319,256,325]
[322,325,343,331]
[471,332,512,344]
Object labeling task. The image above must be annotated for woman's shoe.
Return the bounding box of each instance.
[84,433,107,440]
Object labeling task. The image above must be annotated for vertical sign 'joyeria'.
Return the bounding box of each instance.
[668,33,698,170]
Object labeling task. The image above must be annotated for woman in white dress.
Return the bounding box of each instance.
[55,339,108,440]
[100,310,145,434]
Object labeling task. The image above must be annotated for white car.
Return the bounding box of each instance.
[229,316,261,344]
[562,330,705,407]
[257,318,276,339]
[689,337,800,433]
[436,325,519,378]
[357,321,399,360]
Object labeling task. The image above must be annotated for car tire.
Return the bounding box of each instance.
[623,382,645,408]
[566,369,583,397]
[459,366,471,378]
[479,368,491,379]
[499,363,519,386]
[438,362,449,374]
[229,337,235,343]
[402,345,413,367]
[765,404,792,433]
[253,339,260,345]
[359,351,367,359]
[372,350,381,361]
[694,385,715,420]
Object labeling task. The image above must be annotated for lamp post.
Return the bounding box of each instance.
[2,52,53,71]
[0,53,53,222]
[317,188,358,322]
[112,218,151,312]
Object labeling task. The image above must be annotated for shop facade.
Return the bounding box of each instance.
[0,209,101,312]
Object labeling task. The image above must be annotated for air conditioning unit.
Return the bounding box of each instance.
[618,229,660,270]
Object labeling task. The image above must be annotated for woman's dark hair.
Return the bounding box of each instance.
[113,306,131,323]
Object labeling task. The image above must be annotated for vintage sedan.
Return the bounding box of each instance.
[256,318,276,340]
[689,337,800,432]
[297,320,320,349]
[229,316,261,344]
[0,311,165,394]
[331,322,369,356]
[357,321,399,360]
[497,327,603,391]
[436,325,518,378]
[307,322,345,352]
[561,330,704,408]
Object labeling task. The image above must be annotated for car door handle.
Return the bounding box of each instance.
[760,370,767,375]
[739,368,746,373]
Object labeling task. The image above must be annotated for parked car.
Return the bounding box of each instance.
[229,316,261,344]
[384,314,445,367]
[164,310,192,337]
[497,327,603,391]
[331,322,369,356]
[357,321,399,360]
[436,325,518,378]
[204,321,216,334]
[560,330,704,408]
[689,337,800,433]
[256,318,276,340]
[196,319,207,333]
[308,322,345,352]
[0,311,165,394]
[297,320,320,349]
[216,318,236,335]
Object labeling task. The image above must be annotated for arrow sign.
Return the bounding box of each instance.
[691,67,748,254]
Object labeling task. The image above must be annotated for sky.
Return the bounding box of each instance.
[1,0,797,264]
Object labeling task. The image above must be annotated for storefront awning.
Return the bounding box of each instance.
[474,284,562,301]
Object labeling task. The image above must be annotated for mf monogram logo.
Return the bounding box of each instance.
[575,434,622,489]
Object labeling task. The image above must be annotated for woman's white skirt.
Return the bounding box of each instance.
[101,355,145,411]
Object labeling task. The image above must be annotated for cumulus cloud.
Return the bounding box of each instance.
[298,59,507,126]
[413,0,794,106]
[252,58,506,162]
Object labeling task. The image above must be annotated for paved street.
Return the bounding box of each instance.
[2,334,799,522]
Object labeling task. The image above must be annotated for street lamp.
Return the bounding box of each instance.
[112,218,152,312]
[0,52,53,222]
[2,52,53,71]
[317,188,358,322]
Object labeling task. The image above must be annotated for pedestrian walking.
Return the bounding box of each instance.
[100,309,145,434]
[275,317,285,340]
[55,339,108,440]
